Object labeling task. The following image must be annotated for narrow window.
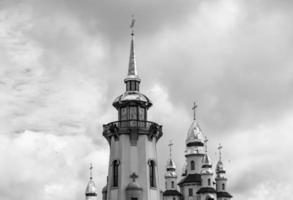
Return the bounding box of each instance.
[190,160,195,170]
[173,197,176,200]
[222,183,225,190]
[113,160,119,187]
[131,198,138,200]
[188,188,193,196]
[149,160,156,187]
[171,181,174,188]
[208,178,211,186]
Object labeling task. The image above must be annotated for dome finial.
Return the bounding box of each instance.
[89,163,93,180]
[204,136,208,153]
[168,140,174,159]
[192,101,198,120]
[130,14,135,36]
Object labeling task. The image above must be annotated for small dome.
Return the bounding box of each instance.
[125,182,142,191]
[113,91,152,108]
[166,158,176,170]
[216,160,226,174]
[85,179,97,196]
[165,170,177,178]
[186,120,204,146]
[202,154,212,167]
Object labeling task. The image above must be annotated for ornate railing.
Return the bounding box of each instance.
[103,120,163,142]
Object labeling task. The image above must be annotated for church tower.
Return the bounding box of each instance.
[178,103,205,200]
[102,18,163,200]
[163,142,182,200]
[215,145,233,200]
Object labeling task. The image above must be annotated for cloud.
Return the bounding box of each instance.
[0,0,292,199]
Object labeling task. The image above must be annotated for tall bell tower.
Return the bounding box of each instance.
[102,18,163,200]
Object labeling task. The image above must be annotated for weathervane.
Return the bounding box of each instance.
[130,14,136,36]
[168,140,174,159]
[192,101,198,120]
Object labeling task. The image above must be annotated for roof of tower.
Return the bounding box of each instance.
[216,160,226,174]
[163,190,182,197]
[186,120,204,146]
[85,179,98,196]
[124,18,140,83]
[166,158,176,170]
[202,154,212,169]
[178,173,201,185]
[197,187,217,194]
[217,191,233,198]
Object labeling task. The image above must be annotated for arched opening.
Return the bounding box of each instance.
[208,178,211,186]
[112,160,119,187]
[148,160,156,187]
[222,183,225,190]
[190,160,195,170]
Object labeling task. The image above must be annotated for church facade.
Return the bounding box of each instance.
[83,24,233,200]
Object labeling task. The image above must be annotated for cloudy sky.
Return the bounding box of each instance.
[1,0,293,199]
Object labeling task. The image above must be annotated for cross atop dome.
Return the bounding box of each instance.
[168,140,174,159]
[89,163,93,180]
[218,143,223,161]
[192,101,198,120]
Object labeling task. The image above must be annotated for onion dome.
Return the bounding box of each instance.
[186,120,204,147]
[166,158,176,170]
[113,91,152,109]
[216,144,226,177]
[85,179,98,196]
[202,154,212,168]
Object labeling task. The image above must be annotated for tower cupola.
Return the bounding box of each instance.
[85,164,98,200]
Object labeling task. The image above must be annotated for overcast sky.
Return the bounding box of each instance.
[0,0,293,199]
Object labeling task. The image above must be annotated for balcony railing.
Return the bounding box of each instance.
[103,120,163,141]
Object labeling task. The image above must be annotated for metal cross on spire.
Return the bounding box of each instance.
[204,136,208,153]
[168,140,174,159]
[130,14,136,36]
[89,163,93,180]
[218,143,223,161]
[192,101,198,120]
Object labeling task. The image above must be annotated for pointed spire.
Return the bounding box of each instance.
[126,15,139,79]
[204,136,208,153]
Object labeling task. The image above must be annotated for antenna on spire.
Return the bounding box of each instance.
[89,163,93,180]
[130,14,136,36]
[168,140,174,159]
[192,102,198,120]
[204,136,208,153]
[218,143,223,161]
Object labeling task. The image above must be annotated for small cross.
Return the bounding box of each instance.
[168,140,174,159]
[218,143,223,160]
[192,102,198,120]
[89,163,93,180]
[130,15,136,36]
[130,172,138,182]
[204,136,208,153]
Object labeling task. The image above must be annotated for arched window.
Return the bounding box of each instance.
[148,160,156,187]
[190,160,195,170]
[113,160,119,187]
[208,178,211,186]
[222,183,225,190]
[171,181,174,188]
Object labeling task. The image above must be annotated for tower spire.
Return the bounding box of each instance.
[127,15,138,78]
